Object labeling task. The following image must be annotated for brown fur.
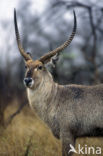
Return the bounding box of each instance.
[14,9,103,156]
[23,60,103,156]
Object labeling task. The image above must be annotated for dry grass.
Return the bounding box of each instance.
[0,100,103,156]
[0,101,61,156]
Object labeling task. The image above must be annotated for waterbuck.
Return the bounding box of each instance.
[14,9,103,156]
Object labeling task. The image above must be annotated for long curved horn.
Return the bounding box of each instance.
[14,9,32,61]
[39,10,77,64]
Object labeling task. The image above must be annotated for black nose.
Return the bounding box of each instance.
[24,77,32,86]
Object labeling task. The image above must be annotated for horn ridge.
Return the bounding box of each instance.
[39,10,77,64]
[14,9,31,61]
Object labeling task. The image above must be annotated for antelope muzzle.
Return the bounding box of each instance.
[24,77,34,88]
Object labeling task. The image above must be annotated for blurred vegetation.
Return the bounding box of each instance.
[0,0,103,155]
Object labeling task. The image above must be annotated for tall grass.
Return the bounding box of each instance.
[0,100,103,156]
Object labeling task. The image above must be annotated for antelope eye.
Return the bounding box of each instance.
[38,65,43,70]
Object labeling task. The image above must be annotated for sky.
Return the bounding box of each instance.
[0,0,18,20]
[0,0,48,65]
[0,0,47,21]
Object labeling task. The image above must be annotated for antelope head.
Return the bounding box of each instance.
[14,9,77,89]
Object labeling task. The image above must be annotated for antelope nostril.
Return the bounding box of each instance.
[24,77,32,85]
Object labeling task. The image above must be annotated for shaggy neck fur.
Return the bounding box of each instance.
[27,71,58,122]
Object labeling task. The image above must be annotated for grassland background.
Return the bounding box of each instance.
[0,99,103,156]
[0,0,103,155]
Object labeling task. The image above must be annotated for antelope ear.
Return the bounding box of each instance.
[46,53,59,68]
[23,52,32,64]
[27,52,32,58]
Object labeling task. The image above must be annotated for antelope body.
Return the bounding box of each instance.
[14,9,103,156]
